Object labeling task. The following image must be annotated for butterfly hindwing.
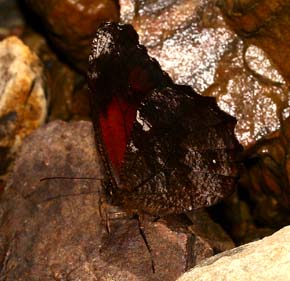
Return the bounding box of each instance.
[118,85,241,215]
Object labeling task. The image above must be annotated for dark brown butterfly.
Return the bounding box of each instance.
[87,22,242,217]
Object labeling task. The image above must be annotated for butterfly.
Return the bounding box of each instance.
[87,22,242,217]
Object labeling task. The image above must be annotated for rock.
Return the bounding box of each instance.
[239,116,290,228]
[0,120,233,280]
[23,31,78,121]
[23,31,91,121]
[70,80,91,121]
[177,225,290,281]
[119,0,290,243]
[186,210,235,253]
[0,36,47,175]
[219,0,290,84]
[120,0,227,92]
[209,192,275,245]
[0,0,25,40]
[25,0,119,72]
[120,0,290,147]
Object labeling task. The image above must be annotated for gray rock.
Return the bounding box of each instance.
[178,225,290,281]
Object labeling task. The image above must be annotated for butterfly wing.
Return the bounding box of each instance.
[117,85,242,215]
[88,22,242,216]
[88,22,172,192]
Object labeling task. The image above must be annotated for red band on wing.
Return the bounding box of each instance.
[99,97,137,173]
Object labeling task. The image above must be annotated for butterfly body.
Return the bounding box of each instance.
[88,22,242,216]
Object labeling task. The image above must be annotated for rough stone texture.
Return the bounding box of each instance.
[25,0,119,72]
[219,0,290,84]
[0,0,25,40]
[186,210,235,254]
[0,36,47,174]
[0,120,233,280]
[23,31,80,121]
[218,0,290,224]
[23,30,92,121]
[178,225,290,281]
[120,0,290,147]
[118,0,290,243]
[239,116,290,227]
[209,192,276,246]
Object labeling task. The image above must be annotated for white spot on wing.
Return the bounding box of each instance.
[129,141,138,152]
[136,110,152,131]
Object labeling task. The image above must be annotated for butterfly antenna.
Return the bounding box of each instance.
[40,176,102,182]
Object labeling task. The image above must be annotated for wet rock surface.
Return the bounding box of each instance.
[0,121,233,280]
[120,0,290,147]
[0,36,47,175]
[120,0,232,92]
[25,0,119,72]
[177,225,290,281]
[219,0,290,84]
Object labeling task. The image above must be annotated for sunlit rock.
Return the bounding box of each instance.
[178,225,290,281]
[120,0,290,147]
[0,36,47,174]
[25,0,119,72]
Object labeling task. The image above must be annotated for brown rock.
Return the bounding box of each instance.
[0,120,233,280]
[0,0,25,40]
[25,0,119,72]
[119,1,290,241]
[70,81,91,121]
[0,36,47,175]
[120,0,290,147]
[209,192,275,245]
[23,31,91,121]
[219,0,290,84]
[23,31,76,121]
[240,116,290,228]
[186,209,235,253]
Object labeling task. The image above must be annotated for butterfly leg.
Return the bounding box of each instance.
[98,194,134,234]
[136,214,156,274]
[98,202,156,273]
[98,194,112,234]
